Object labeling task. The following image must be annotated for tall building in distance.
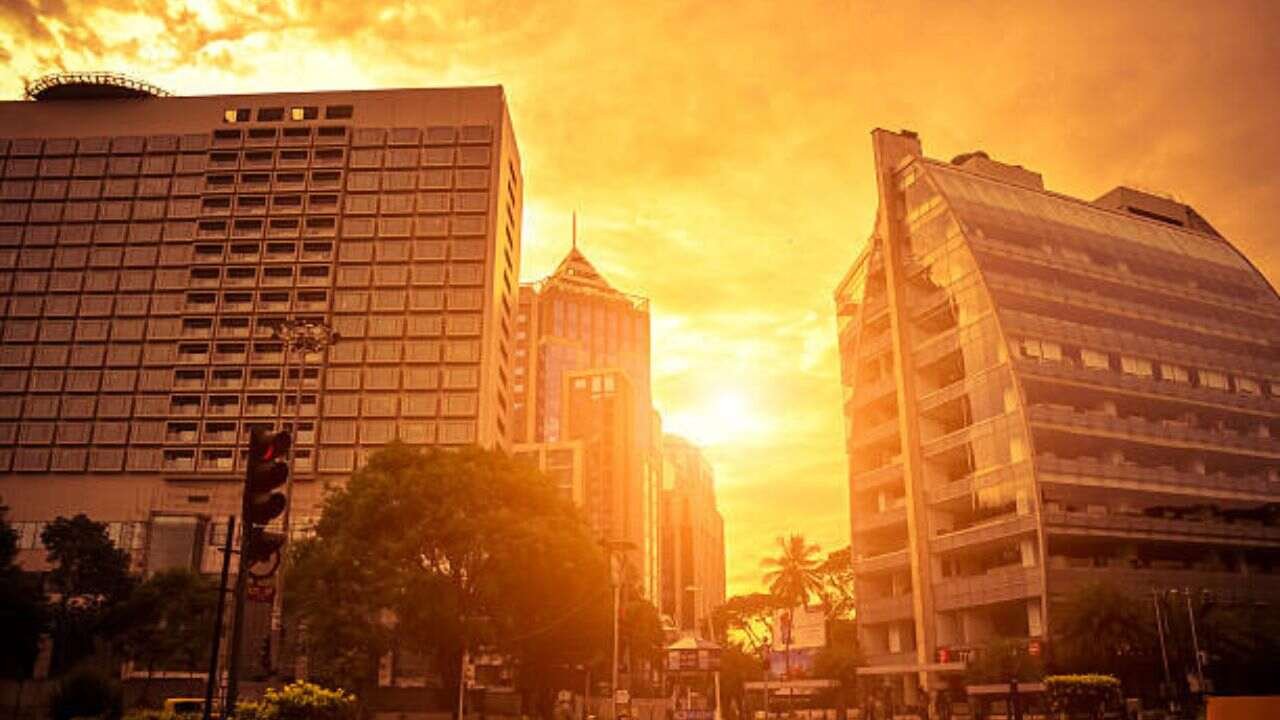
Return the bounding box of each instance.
[512,242,662,599]
[835,130,1280,703]
[660,433,726,637]
[0,76,523,573]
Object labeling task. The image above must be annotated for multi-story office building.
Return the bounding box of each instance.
[512,245,661,598]
[660,433,726,637]
[835,129,1280,701]
[0,75,523,573]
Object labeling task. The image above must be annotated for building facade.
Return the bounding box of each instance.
[0,79,523,574]
[835,129,1280,701]
[511,247,661,598]
[660,433,726,637]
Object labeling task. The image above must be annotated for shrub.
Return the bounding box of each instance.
[49,667,123,720]
[236,681,356,720]
[1043,674,1121,720]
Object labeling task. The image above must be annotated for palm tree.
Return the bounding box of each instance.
[761,534,823,678]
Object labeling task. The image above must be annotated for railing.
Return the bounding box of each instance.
[1035,455,1276,499]
[930,513,1038,553]
[1027,404,1279,456]
[1043,510,1280,545]
[853,506,907,534]
[853,548,910,575]
[933,565,1041,611]
[858,594,915,624]
[1048,566,1280,598]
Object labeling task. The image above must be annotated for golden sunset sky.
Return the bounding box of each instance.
[4,1,1278,596]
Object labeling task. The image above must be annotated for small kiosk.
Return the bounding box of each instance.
[665,636,723,720]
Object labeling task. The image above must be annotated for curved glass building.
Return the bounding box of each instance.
[836,129,1280,701]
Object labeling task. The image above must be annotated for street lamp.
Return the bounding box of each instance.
[602,539,637,720]
[267,318,339,675]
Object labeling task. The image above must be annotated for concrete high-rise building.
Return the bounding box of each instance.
[660,434,726,637]
[511,245,661,598]
[835,129,1280,701]
[0,76,523,573]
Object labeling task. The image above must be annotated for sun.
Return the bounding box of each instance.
[664,389,770,448]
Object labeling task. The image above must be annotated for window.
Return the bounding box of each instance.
[223,108,250,123]
[1235,376,1261,396]
[257,107,285,122]
[325,105,354,119]
[1081,348,1110,370]
[290,106,319,121]
[1199,369,1229,390]
[1120,355,1153,378]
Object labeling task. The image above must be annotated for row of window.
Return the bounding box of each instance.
[0,388,478,420]
[0,215,490,247]
[0,144,494,180]
[0,366,319,394]
[0,167,490,203]
[0,332,484,368]
[1,293,328,318]
[1,192,487,224]
[0,260,489,296]
[0,124,493,158]
[1017,337,1278,398]
[0,423,477,473]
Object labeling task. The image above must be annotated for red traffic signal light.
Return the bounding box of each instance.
[243,427,292,573]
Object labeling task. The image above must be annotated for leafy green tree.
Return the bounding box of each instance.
[717,642,763,720]
[1043,674,1121,720]
[815,547,856,620]
[41,514,134,674]
[963,636,1043,685]
[712,593,779,653]
[117,569,217,704]
[288,443,612,715]
[1197,599,1280,696]
[236,680,356,720]
[762,534,823,677]
[1051,582,1157,693]
[49,666,122,720]
[812,619,861,720]
[0,508,48,717]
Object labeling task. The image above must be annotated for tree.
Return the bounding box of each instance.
[717,642,763,720]
[1043,674,1121,720]
[761,535,823,677]
[712,593,779,653]
[288,443,612,716]
[1051,582,1157,694]
[1192,597,1280,696]
[812,619,861,720]
[237,680,356,720]
[117,569,217,704]
[41,514,134,674]
[0,508,48,717]
[814,548,856,621]
[963,637,1042,685]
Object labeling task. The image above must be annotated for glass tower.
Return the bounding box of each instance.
[836,129,1280,701]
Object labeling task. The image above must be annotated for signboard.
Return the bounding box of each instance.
[667,649,721,672]
[614,689,630,705]
[245,579,275,603]
[771,607,826,650]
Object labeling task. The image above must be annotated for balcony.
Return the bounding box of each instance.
[858,594,915,624]
[851,374,896,409]
[1035,455,1275,500]
[851,462,904,494]
[1047,565,1280,599]
[930,513,1038,554]
[853,548,910,575]
[1027,404,1280,458]
[1043,510,1280,547]
[933,564,1041,612]
[863,651,918,669]
[852,417,901,449]
[1013,357,1280,415]
[854,506,907,534]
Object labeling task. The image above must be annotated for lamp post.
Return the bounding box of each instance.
[602,539,637,720]
[267,318,339,674]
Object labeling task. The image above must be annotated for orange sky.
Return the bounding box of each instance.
[4,1,1279,596]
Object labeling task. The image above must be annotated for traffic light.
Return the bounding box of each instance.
[243,427,291,569]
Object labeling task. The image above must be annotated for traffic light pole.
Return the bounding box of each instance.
[223,517,251,719]
[203,516,235,720]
